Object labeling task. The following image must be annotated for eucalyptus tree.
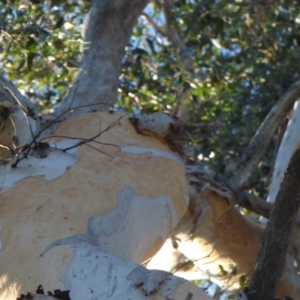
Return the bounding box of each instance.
[1,1,300,299]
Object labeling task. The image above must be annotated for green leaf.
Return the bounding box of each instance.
[26,37,36,53]
[239,274,247,288]
[42,43,51,56]
[218,264,228,276]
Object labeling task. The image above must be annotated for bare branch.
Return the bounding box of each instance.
[229,80,300,191]
[0,75,38,117]
[163,0,193,71]
[140,12,167,36]
[237,191,273,219]
[58,0,149,116]
[186,164,273,217]
[247,148,300,300]
[141,5,200,111]
[51,114,126,152]
[10,103,122,168]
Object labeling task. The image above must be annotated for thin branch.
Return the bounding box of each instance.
[171,88,188,118]
[186,165,273,217]
[171,247,215,274]
[4,86,38,147]
[0,75,39,118]
[52,114,126,152]
[140,12,167,36]
[237,191,273,219]
[163,0,193,70]
[229,80,300,191]
[44,134,121,151]
[11,103,118,168]
[141,3,197,116]
[160,0,202,118]
[247,148,300,300]
[82,143,114,160]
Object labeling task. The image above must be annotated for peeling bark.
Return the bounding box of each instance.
[267,100,300,205]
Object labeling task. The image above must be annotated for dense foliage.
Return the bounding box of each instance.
[1,0,300,197]
[0,0,88,108]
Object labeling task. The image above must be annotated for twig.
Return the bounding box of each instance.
[140,12,167,37]
[171,247,215,274]
[43,134,121,151]
[186,164,273,217]
[82,143,114,160]
[51,114,126,152]
[3,86,28,113]
[11,103,118,168]
[163,0,186,51]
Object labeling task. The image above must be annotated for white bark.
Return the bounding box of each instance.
[267,100,300,204]
[21,243,213,299]
[0,112,192,299]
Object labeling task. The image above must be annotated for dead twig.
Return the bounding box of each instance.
[11,103,120,168]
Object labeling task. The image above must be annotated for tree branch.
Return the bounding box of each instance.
[141,1,203,117]
[237,191,273,219]
[140,12,167,37]
[186,165,273,217]
[57,0,149,116]
[163,0,193,72]
[0,75,39,117]
[229,80,300,191]
[247,148,300,300]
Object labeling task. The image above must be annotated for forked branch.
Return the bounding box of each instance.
[229,80,300,191]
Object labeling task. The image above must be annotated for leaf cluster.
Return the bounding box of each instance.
[0,0,89,110]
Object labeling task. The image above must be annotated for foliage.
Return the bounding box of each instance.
[1,0,300,197]
[0,0,89,110]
